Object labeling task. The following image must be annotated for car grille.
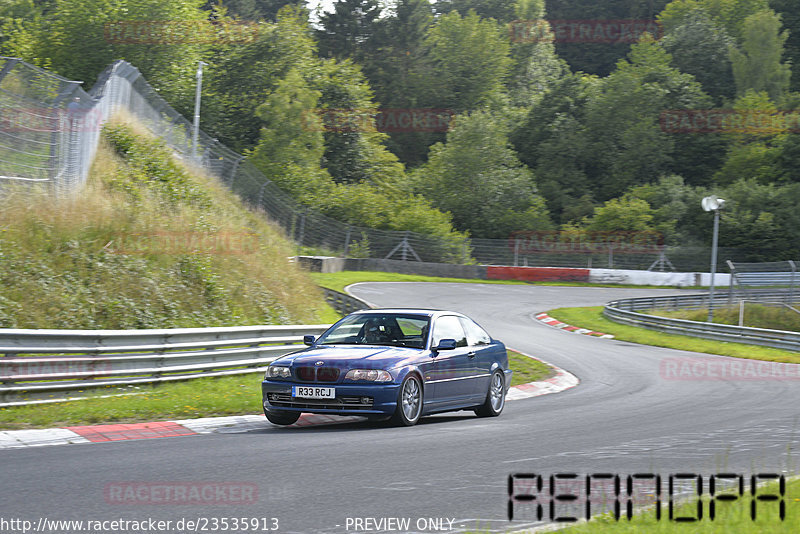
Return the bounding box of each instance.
[295,367,340,383]
[267,393,373,410]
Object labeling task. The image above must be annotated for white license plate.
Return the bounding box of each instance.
[292,386,335,399]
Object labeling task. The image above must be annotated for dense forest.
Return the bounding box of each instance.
[3,0,800,260]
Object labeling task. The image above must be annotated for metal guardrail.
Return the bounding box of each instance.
[0,324,330,406]
[604,291,800,351]
[322,288,372,315]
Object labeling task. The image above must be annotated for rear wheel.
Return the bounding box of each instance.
[390,374,423,426]
[265,410,301,426]
[475,370,505,417]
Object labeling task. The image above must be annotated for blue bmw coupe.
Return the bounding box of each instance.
[262,309,512,426]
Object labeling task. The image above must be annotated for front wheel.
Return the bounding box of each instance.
[390,374,423,426]
[475,370,505,417]
[265,410,301,426]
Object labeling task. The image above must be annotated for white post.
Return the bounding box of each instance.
[192,61,207,161]
[739,299,745,327]
[708,208,720,322]
[702,195,725,323]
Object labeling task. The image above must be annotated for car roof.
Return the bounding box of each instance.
[350,308,463,319]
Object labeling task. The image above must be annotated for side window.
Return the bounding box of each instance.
[460,317,491,346]
[431,316,468,347]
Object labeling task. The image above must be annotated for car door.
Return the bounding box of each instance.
[426,315,474,407]
[459,316,496,396]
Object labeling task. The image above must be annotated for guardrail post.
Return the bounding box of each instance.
[789,260,797,305]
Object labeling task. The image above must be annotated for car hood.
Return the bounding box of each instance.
[278,345,421,369]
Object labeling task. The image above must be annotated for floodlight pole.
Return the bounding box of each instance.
[192,61,208,161]
[702,195,725,323]
[708,207,720,323]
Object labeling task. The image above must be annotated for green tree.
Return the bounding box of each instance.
[4,0,208,110]
[545,0,671,76]
[203,6,317,151]
[246,63,467,254]
[412,110,553,238]
[584,196,655,233]
[508,1,567,107]
[511,73,598,224]
[712,90,786,185]
[366,0,433,108]
[0,1,40,58]
[308,58,407,188]
[769,0,800,92]
[660,9,736,104]
[202,0,303,20]
[583,36,713,199]
[715,179,800,260]
[358,0,435,167]
[433,0,518,23]
[729,9,792,103]
[421,10,512,112]
[627,175,697,244]
[247,68,332,202]
[315,0,381,63]
[658,0,770,41]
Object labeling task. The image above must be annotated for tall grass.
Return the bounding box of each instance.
[0,116,328,329]
[653,304,800,333]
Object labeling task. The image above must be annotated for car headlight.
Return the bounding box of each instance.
[344,369,392,382]
[266,365,291,379]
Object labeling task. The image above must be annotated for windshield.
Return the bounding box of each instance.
[317,313,430,349]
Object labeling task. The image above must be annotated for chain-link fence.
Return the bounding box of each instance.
[2,57,760,272]
[0,57,102,197]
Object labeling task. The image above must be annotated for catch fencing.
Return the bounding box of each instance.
[728,260,799,296]
[0,324,329,406]
[0,57,100,197]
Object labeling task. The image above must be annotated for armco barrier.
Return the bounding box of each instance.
[487,266,590,282]
[0,324,329,406]
[322,288,371,315]
[603,291,800,351]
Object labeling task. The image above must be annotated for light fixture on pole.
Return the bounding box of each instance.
[192,61,208,161]
[701,195,725,322]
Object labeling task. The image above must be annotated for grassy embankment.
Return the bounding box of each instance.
[653,303,800,332]
[0,119,329,329]
[0,117,334,428]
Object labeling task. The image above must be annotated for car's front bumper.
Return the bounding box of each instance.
[262,380,401,416]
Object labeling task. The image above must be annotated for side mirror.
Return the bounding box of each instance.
[303,335,316,346]
[432,338,457,351]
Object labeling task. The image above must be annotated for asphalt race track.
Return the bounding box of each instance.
[1,283,799,533]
